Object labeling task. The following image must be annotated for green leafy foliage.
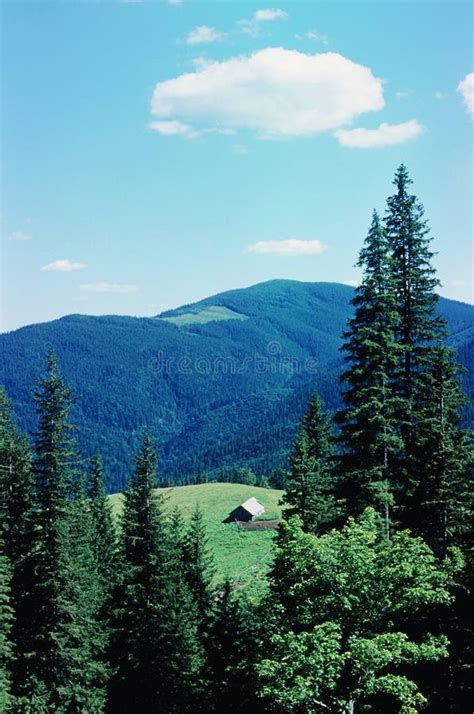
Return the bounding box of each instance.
[256,510,453,713]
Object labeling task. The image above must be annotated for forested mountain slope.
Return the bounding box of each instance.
[1,280,472,492]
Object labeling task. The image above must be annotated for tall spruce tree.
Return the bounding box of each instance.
[408,346,473,558]
[0,388,37,697]
[28,350,108,710]
[183,505,216,641]
[335,210,401,529]
[282,392,337,533]
[109,432,203,713]
[88,455,117,601]
[207,579,249,713]
[384,164,447,517]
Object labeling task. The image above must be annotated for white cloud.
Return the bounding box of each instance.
[9,230,31,241]
[80,282,138,294]
[41,259,86,272]
[151,48,385,139]
[254,9,288,21]
[148,119,198,137]
[247,239,327,255]
[295,30,328,45]
[335,119,424,148]
[457,72,474,116]
[239,9,288,37]
[185,25,225,45]
[435,90,447,100]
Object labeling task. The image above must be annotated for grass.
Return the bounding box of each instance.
[109,483,283,596]
[160,305,248,326]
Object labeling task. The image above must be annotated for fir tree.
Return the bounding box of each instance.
[408,346,473,558]
[0,387,37,697]
[384,164,446,514]
[28,351,108,710]
[282,392,336,533]
[207,579,248,713]
[109,433,203,713]
[88,455,117,599]
[183,505,216,640]
[335,210,401,529]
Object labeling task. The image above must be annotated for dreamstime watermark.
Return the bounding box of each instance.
[148,341,319,376]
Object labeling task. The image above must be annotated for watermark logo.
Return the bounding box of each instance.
[148,341,319,376]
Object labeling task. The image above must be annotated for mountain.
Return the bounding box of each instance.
[1,280,473,492]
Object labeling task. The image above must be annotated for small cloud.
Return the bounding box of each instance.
[254,8,288,21]
[395,89,412,99]
[232,143,250,155]
[41,259,86,272]
[9,230,31,241]
[435,90,447,100]
[80,282,138,294]
[247,239,327,256]
[185,25,226,45]
[457,72,474,117]
[295,29,328,45]
[148,120,199,138]
[335,119,424,148]
[239,8,288,37]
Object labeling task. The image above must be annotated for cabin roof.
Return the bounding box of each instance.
[240,497,265,516]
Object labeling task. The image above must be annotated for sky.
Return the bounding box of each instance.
[1,0,473,332]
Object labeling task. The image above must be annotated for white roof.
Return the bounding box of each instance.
[240,497,265,516]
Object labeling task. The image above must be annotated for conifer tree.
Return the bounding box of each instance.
[0,388,37,696]
[183,505,216,640]
[207,579,248,713]
[335,211,401,528]
[28,350,108,710]
[384,164,447,516]
[407,346,473,558]
[109,433,203,713]
[88,455,117,600]
[282,392,336,533]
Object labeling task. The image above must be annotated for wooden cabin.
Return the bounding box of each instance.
[226,496,265,523]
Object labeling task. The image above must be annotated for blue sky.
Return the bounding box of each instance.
[2,0,473,332]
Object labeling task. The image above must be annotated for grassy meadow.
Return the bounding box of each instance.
[109,483,284,595]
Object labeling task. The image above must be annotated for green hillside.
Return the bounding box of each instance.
[2,280,472,492]
[109,483,283,595]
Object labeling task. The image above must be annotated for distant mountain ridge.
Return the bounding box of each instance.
[1,280,473,492]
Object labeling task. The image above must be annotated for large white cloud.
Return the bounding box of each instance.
[458,72,474,117]
[247,239,327,255]
[335,119,424,148]
[150,48,385,139]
